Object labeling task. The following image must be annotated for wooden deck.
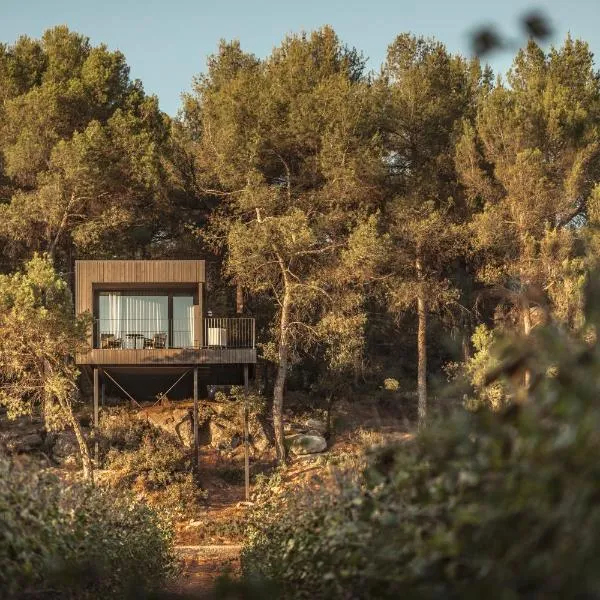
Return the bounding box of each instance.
[78,347,256,366]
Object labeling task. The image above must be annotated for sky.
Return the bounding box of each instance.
[0,0,598,116]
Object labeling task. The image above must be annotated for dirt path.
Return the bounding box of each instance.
[169,544,242,598]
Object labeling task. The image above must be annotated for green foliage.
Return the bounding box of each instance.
[97,407,155,452]
[0,26,171,267]
[0,254,93,478]
[0,456,176,598]
[241,281,600,598]
[383,377,400,391]
[463,324,507,410]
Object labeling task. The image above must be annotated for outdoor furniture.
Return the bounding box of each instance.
[108,337,123,349]
[124,333,145,349]
[143,337,155,349]
[153,332,167,349]
[101,333,123,349]
[100,333,115,349]
[207,327,227,347]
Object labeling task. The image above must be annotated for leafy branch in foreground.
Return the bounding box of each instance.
[240,272,600,598]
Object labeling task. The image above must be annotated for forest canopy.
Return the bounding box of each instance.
[0,25,599,459]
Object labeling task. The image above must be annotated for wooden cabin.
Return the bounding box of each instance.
[75,260,256,414]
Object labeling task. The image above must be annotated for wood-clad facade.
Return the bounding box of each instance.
[75,260,256,367]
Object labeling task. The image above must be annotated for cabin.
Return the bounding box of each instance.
[75,260,256,435]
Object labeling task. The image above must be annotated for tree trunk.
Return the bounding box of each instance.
[236,280,244,314]
[416,255,427,427]
[522,298,532,390]
[64,400,94,484]
[273,283,291,464]
[50,382,94,484]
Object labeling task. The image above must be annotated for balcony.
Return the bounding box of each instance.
[81,317,256,366]
[94,317,255,350]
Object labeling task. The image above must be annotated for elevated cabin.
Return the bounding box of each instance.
[75,260,256,412]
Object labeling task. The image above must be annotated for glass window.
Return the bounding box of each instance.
[98,292,169,349]
[172,296,194,348]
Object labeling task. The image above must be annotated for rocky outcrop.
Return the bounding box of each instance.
[0,416,45,454]
[138,402,272,456]
[286,433,327,455]
[303,418,327,435]
[138,407,195,448]
[51,431,81,467]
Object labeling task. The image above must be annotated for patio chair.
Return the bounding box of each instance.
[153,332,167,349]
[108,337,123,349]
[100,333,114,349]
[101,333,122,349]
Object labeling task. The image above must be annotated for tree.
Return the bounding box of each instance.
[0,26,171,272]
[187,28,385,461]
[0,255,93,481]
[456,37,600,386]
[381,34,480,423]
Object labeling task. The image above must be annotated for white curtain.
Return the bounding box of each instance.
[173,296,194,348]
[99,293,168,347]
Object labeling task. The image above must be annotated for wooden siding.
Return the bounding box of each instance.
[77,348,256,366]
[75,260,205,351]
[75,260,205,316]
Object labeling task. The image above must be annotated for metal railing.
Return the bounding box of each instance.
[94,318,194,349]
[203,317,255,348]
[94,317,256,349]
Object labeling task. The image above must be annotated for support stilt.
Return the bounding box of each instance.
[93,367,99,464]
[243,364,250,502]
[193,367,199,468]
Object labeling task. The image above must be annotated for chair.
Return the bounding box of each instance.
[153,333,167,349]
[144,337,154,349]
[108,337,123,349]
[100,333,121,349]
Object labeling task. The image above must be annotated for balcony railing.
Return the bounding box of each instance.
[93,317,255,350]
[203,317,255,349]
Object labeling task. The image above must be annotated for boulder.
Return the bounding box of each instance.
[209,418,237,448]
[288,433,327,456]
[304,418,327,435]
[5,432,44,453]
[52,431,81,467]
[140,407,194,447]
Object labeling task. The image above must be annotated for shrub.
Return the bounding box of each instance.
[97,407,155,455]
[0,456,176,598]
[463,324,508,410]
[105,430,205,518]
[241,311,600,598]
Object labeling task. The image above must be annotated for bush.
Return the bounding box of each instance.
[463,324,508,410]
[0,456,176,598]
[241,313,600,598]
[105,429,205,518]
[97,407,155,454]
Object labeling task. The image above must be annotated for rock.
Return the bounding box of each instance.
[141,407,194,447]
[304,418,327,435]
[208,419,237,448]
[5,432,44,453]
[288,434,327,455]
[52,431,81,466]
[284,421,305,434]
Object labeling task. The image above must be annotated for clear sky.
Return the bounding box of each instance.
[1,0,598,116]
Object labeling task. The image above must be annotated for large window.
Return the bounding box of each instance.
[97,291,194,349]
[173,295,194,348]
